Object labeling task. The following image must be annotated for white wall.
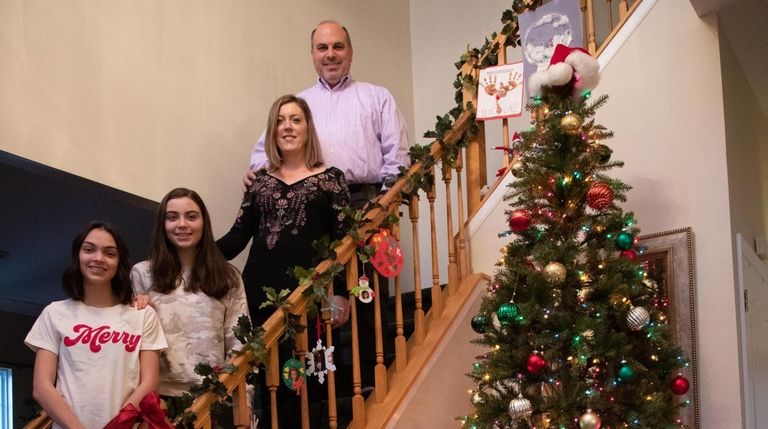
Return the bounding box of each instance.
[0,0,414,251]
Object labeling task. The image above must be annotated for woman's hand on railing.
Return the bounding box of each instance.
[329,294,350,329]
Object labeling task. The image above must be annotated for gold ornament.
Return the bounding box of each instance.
[511,158,524,178]
[543,262,567,285]
[577,287,593,302]
[578,409,602,429]
[560,113,583,135]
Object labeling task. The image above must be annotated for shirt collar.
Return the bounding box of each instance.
[317,75,352,91]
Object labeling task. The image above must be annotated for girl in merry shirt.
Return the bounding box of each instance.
[25,222,167,429]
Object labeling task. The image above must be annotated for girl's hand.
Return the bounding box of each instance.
[132,294,151,310]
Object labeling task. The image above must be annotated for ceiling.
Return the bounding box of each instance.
[0,150,157,315]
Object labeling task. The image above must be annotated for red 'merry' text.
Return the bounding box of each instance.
[63,324,141,352]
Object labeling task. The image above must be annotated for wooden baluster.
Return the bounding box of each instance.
[455,149,471,280]
[427,166,443,318]
[498,43,511,169]
[408,194,426,344]
[442,164,459,296]
[232,379,250,428]
[619,0,628,20]
[392,218,407,372]
[347,260,365,428]
[298,313,310,429]
[585,0,597,54]
[267,345,280,429]
[461,61,487,216]
[323,284,338,429]
[373,272,388,402]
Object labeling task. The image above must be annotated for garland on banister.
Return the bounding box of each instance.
[404,0,543,195]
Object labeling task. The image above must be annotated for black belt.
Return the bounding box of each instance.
[348,183,382,194]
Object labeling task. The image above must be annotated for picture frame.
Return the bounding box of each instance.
[636,227,699,428]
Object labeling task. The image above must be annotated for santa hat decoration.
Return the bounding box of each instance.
[528,44,600,96]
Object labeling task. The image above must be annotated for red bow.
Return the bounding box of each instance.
[104,391,174,429]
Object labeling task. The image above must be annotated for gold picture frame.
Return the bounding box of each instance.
[636,227,699,428]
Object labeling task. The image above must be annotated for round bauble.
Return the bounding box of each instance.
[586,182,614,211]
[617,363,635,382]
[471,313,488,333]
[526,353,547,374]
[627,306,650,331]
[511,159,524,178]
[591,143,612,164]
[670,375,690,395]
[620,249,638,261]
[578,409,602,429]
[543,262,567,285]
[508,394,533,420]
[496,302,519,325]
[560,112,583,135]
[614,232,634,251]
[508,209,532,232]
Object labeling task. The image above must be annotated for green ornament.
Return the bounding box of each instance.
[615,232,634,250]
[471,313,488,333]
[571,335,583,348]
[496,302,519,325]
[617,363,635,382]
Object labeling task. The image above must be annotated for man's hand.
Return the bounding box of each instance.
[242,168,257,192]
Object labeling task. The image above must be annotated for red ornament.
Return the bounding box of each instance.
[509,209,532,232]
[586,182,614,211]
[620,249,637,261]
[370,229,404,278]
[526,353,547,374]
[670,375,690,395]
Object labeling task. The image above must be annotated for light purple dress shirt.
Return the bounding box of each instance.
[249,76,410,185]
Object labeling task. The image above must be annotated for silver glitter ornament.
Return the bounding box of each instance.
[508,394,533,420]
[627,306,650,331]
[578,409,602,429]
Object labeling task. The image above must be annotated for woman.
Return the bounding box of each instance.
[217,95,350,428]
[217,94,350,324]
[25,222,167,429]
[131,188,249,414]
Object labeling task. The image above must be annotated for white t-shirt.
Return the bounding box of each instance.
[25,299,167,429]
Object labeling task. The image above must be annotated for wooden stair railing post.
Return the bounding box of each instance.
[298,313,310,429]
[373,272,388,402]
[347,259,366,428]
[497,42,512,169]
[393,218,408,372]
[322,284,339,429]
[427,165,443,318]
[454,150,471,280]
[585,0,598,54]
[407,194,426,344]
[232,379,250,428]
[268,344,280,429]
[461,61,487,217]
[442,163,460,296]
[619,0,629,19]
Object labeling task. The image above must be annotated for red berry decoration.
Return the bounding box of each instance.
[670,375,690,395]
[620,249,637,260]
[586,182,614,211]
[526,353,547,374]
[509,209,532,232]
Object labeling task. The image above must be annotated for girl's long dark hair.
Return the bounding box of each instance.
[62,222,133,305]
[150,188,238,299]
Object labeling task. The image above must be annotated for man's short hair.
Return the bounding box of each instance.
[310,20,352,48]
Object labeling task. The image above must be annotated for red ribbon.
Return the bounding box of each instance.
[103,391,174,429]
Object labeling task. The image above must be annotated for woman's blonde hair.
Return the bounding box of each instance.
[264,95,323,171]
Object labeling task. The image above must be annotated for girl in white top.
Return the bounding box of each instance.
[131,188,249,405]
[25,222,167,429]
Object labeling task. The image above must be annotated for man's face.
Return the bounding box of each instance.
[311,23,352,88]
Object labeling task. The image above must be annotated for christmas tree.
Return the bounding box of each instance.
[464,45,691,429]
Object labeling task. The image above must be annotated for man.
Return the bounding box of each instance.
[243,20,409,392]
[244,20,410,202]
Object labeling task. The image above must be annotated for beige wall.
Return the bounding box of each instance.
[0,0,413,246]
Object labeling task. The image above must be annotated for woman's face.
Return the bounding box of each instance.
[275,102,308,157]
[79,228,119,286]
[164,197,204,251]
